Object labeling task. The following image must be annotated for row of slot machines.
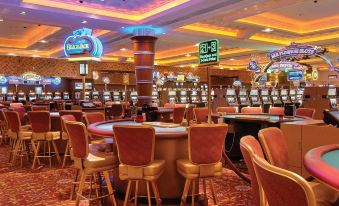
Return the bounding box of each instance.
[74,91,139,104]
[327,87,339,109]
[0,91,70,102]
[167,89,209,104]
[225,87,304,108]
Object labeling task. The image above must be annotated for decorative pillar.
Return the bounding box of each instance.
[131,36,157,106]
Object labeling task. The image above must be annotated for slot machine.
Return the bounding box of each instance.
[191,89,199,103]
[45,92,53,101]
[179,90,188,103]
[0,87,7,102]
[239,87,250,109]
[28,91,36,102]
[271,88,282,107]
[296,88,304,106]
[17,91,26,102]
[130,90,138,105]
[249,88,261,106]
[54,92,62,100]
[103,91,111,102]
[289,89,299,107]
[201,89,207,103]
[6,91,15,102]
[168,90,177,104]
[260,88,271,113]
[280,89,291,105]
[92,91,100,101]
[152,87,159,103]
[63,92,70,100]
[40,92,46,100]
[226,87,238,106]
[84,91,91,101]
[327,87,338,109]
[113,91,120,103]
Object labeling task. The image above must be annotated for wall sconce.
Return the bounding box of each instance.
[79,63,89,76]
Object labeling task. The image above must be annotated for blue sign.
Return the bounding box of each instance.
[0,76,8,85]
[64,28,103,58]
[288,71,304,81]
[268,43,325,61]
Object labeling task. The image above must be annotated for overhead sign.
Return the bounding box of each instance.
[268,43,326,61]
[122,74,129,85]
[64,28,103,58]
[198,39,219,65]
[269,61,306,72]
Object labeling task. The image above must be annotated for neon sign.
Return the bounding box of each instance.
[64,28,103,58]
[268,43,326,61]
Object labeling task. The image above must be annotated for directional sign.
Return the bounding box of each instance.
[198,39,219,65]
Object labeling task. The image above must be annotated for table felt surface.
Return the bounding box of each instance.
[222,114,305,123]
[322,150,339,169]
[94,121,187,133]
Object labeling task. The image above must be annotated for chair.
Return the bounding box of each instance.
[216,107,237,114]
[177,124,228,205]
[71,105,82,110]
[296,108,315,119]
[241,107,262,114]
[5,111,32,167]
[106,104,124,120]
[10,103,24,107]
[269,107,284,115]
[65,121,117,205]
[28,111,61,169]
[113,125,165,206]
[173,107,186,124]
[60,115,76,168]
[31,105,49,111]
[59,110,83,122]
[84,112,105,126]
[240,136,266,206]
[0,109,9,144]
[9,106,28,125]
[185,104,196,126]
[252,155,317,206]
[193,107,208,124]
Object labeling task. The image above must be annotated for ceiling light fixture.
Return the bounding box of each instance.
[194,43,199,47]
[262,28,274,33]
[230,58,235,61]
[120,48,127,51]
[0,19,4,22]
[20,11,26,15]
[185,54,191,57]
[8,53,16,56]
[40,40,47,43]
[81,20,87,24]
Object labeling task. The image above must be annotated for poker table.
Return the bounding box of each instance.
[304,144,339,190]
[219,113,307,160]
[87,119,191,202]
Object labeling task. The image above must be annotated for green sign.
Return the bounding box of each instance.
[198,39,219,65]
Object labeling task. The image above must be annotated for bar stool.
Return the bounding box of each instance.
[5,111,32,167]
[268,107,284,115]
[241,107,262,114]
[173,107,186,124]
[193,107,208,124]
[84,112,105,126]
[113,125,165,206]
[176,124,228,205]
[65,121,117,205]
[0,109,9,144]
[59,110,83,122]
[28,111,61,169]
[295,108,315,119]
[60,114,76,168]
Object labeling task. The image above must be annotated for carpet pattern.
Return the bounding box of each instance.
[0,144,253,206]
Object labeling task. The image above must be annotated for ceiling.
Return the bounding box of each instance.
[0,0,338,70]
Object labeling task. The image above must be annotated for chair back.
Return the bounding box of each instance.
[28,111,51,133]
[65,121,89,159]
[93,101,103,107]
[0,109,7,123]
[10,103,23,107]
[258,127,288,169]
[105,101,114,107]
[269,107,284,115]
[84,112,105,126]
[173,107,186,124]
[60,115,76,133]
[241,107,262,114]
[175,104,186,108]
[193,107,208,124]
[113,125,155,166]
[188,124,228,164]
[240,136,266,206]
[164,103,175,108]
[186,104,196,124]
[295,108,315,119]
[5,111,21,132]
[110,104,124,117]
[59,110,83,122]
[216,107,237,114]
[252,155,317,206]
[32,106,49,111]
[9,106,26,121]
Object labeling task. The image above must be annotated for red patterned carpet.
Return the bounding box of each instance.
[0,144,253,206]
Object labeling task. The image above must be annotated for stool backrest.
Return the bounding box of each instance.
[269,107,284,115]
[216,107,237,114]
[10,103,23,107]
[32,106,49,111]
[9,106,26,121]
[59,110,83,122]
[173,107,186,124]
[188,124,228,164]
[240,135,265,206]
[295,108,315,119]
[253,155,316,206]
[258,127,289,170]
[5,111,21,132]
[84,112,105,126]
[113,125,155,166]
[110,104,124,117]
[65,121,89,159]
[193,107,208,124]
[60,115,76,133]
[186,104,197,124]
[164,103,175,108]
[28,111,51,133]
[241,107,262,114]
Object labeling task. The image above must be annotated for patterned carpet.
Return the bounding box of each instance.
[0,144,253,206]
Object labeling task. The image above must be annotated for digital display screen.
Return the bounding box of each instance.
[250,89,258,96]
[180,91,187,95]
[288,71,304,81]
[281,89,288,95]
[168,91,176,96]
[75,82,92,90]
[227,98,235,103]
[272,90,279,96]
[226,89,235,96]
[176,74,185,82]
[252,97,258,102]
[35,87,42,95]
[1,87,7,95]
[290,89,296,95]
[282,96,287,101]
[239,90,247,96]
[261,89,269,96]
[328,88,337,96]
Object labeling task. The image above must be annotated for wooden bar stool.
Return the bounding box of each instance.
[60,114,76,168]
[113,125,165,206]
[176,124,228,205]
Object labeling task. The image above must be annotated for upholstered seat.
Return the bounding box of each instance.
[32,131,60,140]
[119,160,165,181]
[73,152,118,170]
[176,159,222,179]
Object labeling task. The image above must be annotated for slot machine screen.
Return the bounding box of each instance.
[227,97,235,103]
[168,91,176,96]
[281,90,287,95]
[35,87,42,95]
[240,97,247,102]
[252,96,258,102]
[288,71,304,81]
[330,99,337,106]
[290,90,296,95]
[328,88,337,96]
[239,90,247,96]
[272,90,279,96]
[1,87,7,95]
[261,89,269,96]
[180,91,187,95]
[250,89,258,96]
[282,96,287,101]
[272,96,277,101]
[226,89,235,96]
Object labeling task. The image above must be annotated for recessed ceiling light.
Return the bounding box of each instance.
[8,53,16,56]
[0,19,4,22]
[120,48,127,51]
[185,54,191,57]
[81,20,87,24]
[179,65,184,68]
[230,58,235,61]
[262,28,274,33]
[194,43,199,47]
[191,65,196,68]
[40,40,47,43]
[32,54,40,58]
[20,11,26,15]
[220,66,224,69]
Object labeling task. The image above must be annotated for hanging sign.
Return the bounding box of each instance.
[312,69,319,80]
[122,74,129,85]
[198,39,219,65]
[64,28,103,58]
[0,76,8,85]
[268,43,326,61]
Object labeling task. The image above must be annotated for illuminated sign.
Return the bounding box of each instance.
[122,74,129,85]
[198,39,219,65]
[0,76,8,85]
[269,61,306,72]
[64,28,103,58]
[233,80,242,87]
[312,69,319,80]
[268,43,326,61]
[288,71,304,81]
